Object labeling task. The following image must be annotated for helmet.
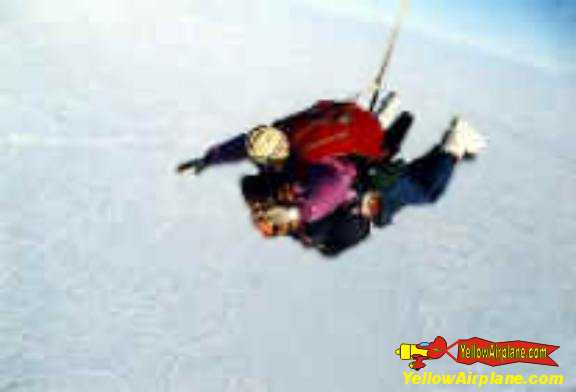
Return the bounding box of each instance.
[246,125,290,165]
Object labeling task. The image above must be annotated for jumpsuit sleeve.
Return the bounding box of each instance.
[298,157,358,224]
[203,133,249,166]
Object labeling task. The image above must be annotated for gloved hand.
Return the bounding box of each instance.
[252,206,300,237]
[176,157,207,175]
[262,206,300,226]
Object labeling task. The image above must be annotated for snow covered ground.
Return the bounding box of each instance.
[2,1,575,391]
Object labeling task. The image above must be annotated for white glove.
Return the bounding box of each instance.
[442,117,487,159]
[262,206,300,226]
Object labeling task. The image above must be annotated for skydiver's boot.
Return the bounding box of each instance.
[441,117,487,160]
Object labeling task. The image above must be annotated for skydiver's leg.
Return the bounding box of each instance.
[370,90,413,157]
[375,116,486,226]
[404,147,457,203]
[384,111,414,157]
[375,147,457,225]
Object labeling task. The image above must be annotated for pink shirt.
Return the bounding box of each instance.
[297,157,358,223]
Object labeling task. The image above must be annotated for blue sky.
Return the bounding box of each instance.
[292,0,576,74]
[4,0,574,74]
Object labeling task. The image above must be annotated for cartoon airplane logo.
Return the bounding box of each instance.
[394,336,448,370]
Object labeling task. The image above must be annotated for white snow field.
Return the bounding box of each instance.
[2,1,575,391]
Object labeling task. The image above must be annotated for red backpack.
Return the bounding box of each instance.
[274,100,387,165]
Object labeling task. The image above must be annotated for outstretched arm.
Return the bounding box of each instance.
[176,133,248,175]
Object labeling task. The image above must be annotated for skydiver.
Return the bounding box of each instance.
[240,116,487,256]
[176,95,413,229]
